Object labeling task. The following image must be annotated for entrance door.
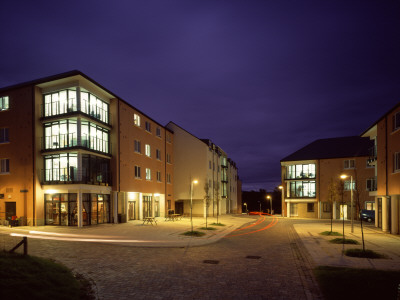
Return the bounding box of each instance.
[143,196,152,218]
[5,202,16,220]
[128,201,136,220]
[340,205,348,220]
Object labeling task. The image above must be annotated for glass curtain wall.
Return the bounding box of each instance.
[44,120,78,149]
[287,164,316,179]
[44,89,77,116]
[288,181,316,198]
[45,193,110,226]
[44,153,78,182]
[45,193,77,226]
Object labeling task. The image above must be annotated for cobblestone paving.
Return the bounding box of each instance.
[1,217,322,299]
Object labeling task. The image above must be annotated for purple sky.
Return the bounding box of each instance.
[1,1,400,191]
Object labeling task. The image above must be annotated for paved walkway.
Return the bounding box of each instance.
[293,219,400,271]
[1,216,399,271]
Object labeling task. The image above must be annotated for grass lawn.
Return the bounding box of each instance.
[329,238,359,244]
[320,231,342,236]
[182,231,206,237]
[0,251,94,299]
[314,266,400,300]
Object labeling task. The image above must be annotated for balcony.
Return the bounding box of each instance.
[41,168,111,186]
[286,173,316,180]
[41,134,112,156]
[41,103,111,127]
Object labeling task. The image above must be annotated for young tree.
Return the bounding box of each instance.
[353,169,366,251]
[327,179,339,232]
[337,179,345,240]
[204,180,211,229]
[214,181,220,224]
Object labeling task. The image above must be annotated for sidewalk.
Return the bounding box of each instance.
[0,215,251,248]
[294,220,400,271]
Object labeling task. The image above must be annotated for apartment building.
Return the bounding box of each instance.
[166,122,240,217]
[362,102,400,234]
[0,71,173,226]
[281,137,375,219]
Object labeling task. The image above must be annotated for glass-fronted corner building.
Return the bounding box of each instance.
[281,136,375,219]
[0,70,174,226]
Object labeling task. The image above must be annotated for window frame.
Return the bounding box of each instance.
[134,166,141,178]
[134,114,141,127]
[0,158,10,173]
[394,152,400,172]
[134,140,141,153]
[393,111,400,131]
[0,96,9,111]
[344,159,355,169]
[145,144,151,157]
[307,203,314,212]
[145,168,151,180]
[0,128,9,143]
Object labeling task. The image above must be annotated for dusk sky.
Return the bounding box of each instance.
[1,1,400,191]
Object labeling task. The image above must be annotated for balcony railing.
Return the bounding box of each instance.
[42,134,111,155]
[286,173,316,180]
[41,103,111,126]
[41,168,111,186]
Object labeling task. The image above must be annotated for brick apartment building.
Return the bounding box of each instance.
[281,136,375,219]
[0,71,173,226]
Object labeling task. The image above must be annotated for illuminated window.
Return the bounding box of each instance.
[288,181,316,198]
[145,168,151,180]
[134,140,141,153]
[0,158,9,173]
[145,144,151,157]
[287,164,316,179]
[135,166,141,178]
[80,91,109,123]
[0,96,9,111]
[44,89,77,117]
[134,114,141,126]
[344,181,356,191]
[145,121,151,132]
[0,128,9,143]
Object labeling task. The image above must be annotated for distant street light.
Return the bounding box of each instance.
[340,174,354,233]
[243,202,248,214]
[279,186,283,217]
[267,195,272,215]
[190,179,198,232]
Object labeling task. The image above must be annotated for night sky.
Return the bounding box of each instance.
[1,1,400,191]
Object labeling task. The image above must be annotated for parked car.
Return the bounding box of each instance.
[360,209,375,222]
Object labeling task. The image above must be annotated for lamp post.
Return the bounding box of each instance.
[243,202,247,214]
[279,185,283,217]
[340,174,354,233]
[267,195,272,215]
[190,179,198,232]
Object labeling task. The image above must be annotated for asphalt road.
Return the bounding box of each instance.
[2,216,323,300]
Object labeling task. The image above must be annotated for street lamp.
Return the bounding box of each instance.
[243,202,248,214]
[340,174,354,233]
[279,185,283,217]
[267,195,272,215]
[190,179,198,232]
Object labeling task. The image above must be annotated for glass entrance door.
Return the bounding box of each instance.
[128,201,136,220]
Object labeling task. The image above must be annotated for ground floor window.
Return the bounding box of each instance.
[307,203,314,212]
[323,202,332,212]
[45,193,77,226]
[290,203,298,216]
[45,193,110,226]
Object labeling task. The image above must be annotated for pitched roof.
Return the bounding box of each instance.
[281,136,373,162]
